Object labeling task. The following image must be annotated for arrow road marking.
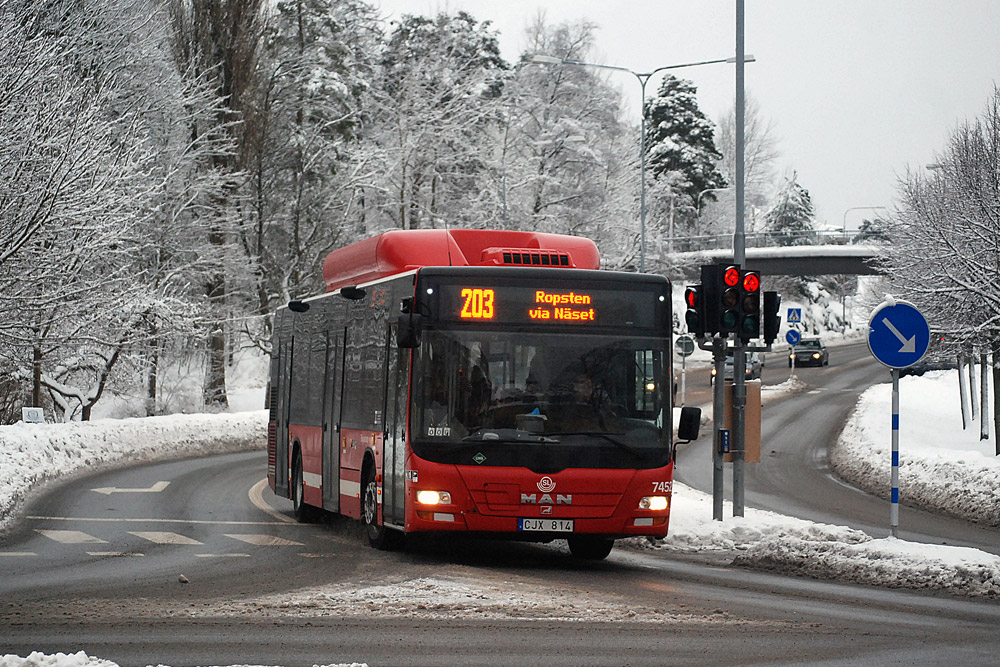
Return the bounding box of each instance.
[91,481,170,495]
[882,317,916,354]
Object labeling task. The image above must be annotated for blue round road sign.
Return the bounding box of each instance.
[785,329,800,345]
[868,300,930,369]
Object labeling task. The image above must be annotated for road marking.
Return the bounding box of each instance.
[36,529,107,544]
[27,516,289,526]
[91,481,170,495]
[195,553,251,558]
[249,478,297,523]
[128,531,203,545]
[224,534,304,546]
[0,552,36,557]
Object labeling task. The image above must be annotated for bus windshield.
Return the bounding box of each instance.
[410,329,670,471]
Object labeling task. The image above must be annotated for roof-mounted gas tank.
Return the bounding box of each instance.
[321,229,601,293]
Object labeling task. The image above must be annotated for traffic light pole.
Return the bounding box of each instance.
[712,337,726,521]
[732,0,748,518]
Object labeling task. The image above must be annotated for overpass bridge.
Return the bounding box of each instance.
[674,244,882,277]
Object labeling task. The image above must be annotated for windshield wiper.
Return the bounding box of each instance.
[461,428,559,444]
[546,431,647,458]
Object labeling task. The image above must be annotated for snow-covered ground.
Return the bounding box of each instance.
[2,363,1000,667]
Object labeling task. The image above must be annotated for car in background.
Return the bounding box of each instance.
[711,351,763,384]
[789,338,828,367]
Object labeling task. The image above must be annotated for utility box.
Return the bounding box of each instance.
[723,380,761,462]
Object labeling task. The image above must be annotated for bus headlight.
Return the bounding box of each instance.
[638,496,669,511]
[416,490,452,505]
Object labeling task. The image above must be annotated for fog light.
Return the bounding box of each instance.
[416,490,451,505]
[638,496,668,511]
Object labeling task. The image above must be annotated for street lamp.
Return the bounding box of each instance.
[842,206,888,235]
[695,187,732,248]
[530,53,755,272]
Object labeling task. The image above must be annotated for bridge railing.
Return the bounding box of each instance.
[666,229,885,253]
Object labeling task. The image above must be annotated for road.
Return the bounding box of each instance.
[676,340,1000,556]
[2,358,1000,665]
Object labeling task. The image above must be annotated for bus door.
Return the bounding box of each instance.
[322,330,344,511]
[382,323,409,527]
[273,340,292,498]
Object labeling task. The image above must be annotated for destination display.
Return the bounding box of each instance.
[435,282,665,329]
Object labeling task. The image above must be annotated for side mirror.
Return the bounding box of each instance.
[673,406,702,463]
[676,406,701,442]
[340,285,367,301]
[396,313,423,348]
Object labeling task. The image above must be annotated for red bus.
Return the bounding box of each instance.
[266,229,700,559]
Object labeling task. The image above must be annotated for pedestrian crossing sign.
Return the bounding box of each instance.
[787,308,802,324]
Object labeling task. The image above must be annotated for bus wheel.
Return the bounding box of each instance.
[292,451,317,523]
[362,466,401,550]
[568,536,614,560]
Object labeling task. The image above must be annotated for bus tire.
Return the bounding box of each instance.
[568,536,614,560]
[291,450,318,523]
[362,464,402,551]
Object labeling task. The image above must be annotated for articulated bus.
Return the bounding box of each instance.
[266,229,699,559]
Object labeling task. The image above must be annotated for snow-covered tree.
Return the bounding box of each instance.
[366,11,508,231]
[761,171,816,246]
[644,75,727,201]
[167,0,270,408]
[488,17,637,266]
[882,87,1000,445]
[704,92,780,240]
[245,0,381,318]
[641,74,727,258]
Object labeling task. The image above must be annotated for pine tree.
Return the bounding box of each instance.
[643,74,727,203]
[762,171,816,246]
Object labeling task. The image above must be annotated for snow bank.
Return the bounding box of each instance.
[831,371,1000,525]
[0,411,267,531]
[631,482,1000,598]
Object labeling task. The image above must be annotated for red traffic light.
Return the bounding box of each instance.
[723,266,740,287]
[685,287,698,307]
[742,271,760,292]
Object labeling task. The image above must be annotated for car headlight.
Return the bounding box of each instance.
[812,353,821,359]
[416,490,452,505]
[638,496,669,511]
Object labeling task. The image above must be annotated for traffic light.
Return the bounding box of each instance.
[763,291,781,344]
[699,264,723,335]
[718,265,741,335]
[738,270,761,340]
[684,285,706,337]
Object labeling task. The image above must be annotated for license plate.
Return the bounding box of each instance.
[518,518,574,532]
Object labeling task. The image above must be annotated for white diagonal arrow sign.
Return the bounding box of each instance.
[881,317,916,354]
[91,481,170,495]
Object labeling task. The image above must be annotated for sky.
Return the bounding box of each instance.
[374,0,1000,230]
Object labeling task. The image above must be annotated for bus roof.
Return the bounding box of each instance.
[322,229,601,293]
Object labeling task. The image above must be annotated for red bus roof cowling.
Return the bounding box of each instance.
[322,229,601,292]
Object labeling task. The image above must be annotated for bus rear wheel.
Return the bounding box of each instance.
[292,451,318,523]
[568,536,614,560]
[362,466,402,551]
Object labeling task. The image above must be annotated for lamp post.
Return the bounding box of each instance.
[530,53,754,272]
[842,206,888,236]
